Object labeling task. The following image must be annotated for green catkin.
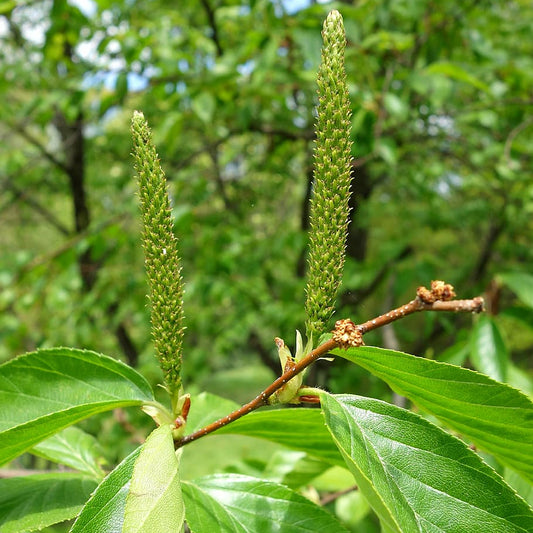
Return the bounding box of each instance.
[305,10,353,341]
[131,111,185,413]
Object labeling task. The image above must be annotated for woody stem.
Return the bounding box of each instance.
[174,296,484,449]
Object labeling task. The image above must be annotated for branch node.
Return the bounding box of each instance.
[333,319,364,349]
[416,280,456,304]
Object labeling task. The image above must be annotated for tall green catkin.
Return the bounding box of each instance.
[305,10,353,341]
[131,111,185,412]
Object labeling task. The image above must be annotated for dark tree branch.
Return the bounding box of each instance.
[207,146,235,211]
[469,219,505,284]
[200,0,223,57]
[340,245,413,308]
[320,485,358,506]
[11,122,70,174]
[12,214,125,283]
[504,116,533,164]
[2,176,71,235]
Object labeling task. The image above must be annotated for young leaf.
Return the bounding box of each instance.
[216,408,344,466]
[321,393,533,533]
[470,314,509,381]
[123,424,185,533]
[0,347,155,466]
[70,447,141,533]
[182,473,349,532]
[498,272,533,308]
[262,450,330,489]
[31,426,106,479]
[0,473,98,533]
[332,346,533,483]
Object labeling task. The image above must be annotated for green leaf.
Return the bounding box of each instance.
[0,1,16,15]
[123,424,184,533]
[0,473,97,533]
[426,61,491,93]
[216,408,344,466]
[322,393,533,533]
[383,93,408,119]
[182,473,349,532]
[262,450,330,489]
[185,392,239,434]
[501,306,533,331]
[31,426,106,478]
[0,348,154,466]
[334,489,371,530]
[192,91,216,124]
[437,340,469,366]
[292,27,322,72]
[70,447,141,533]
[333,346,533,482]
[115,72,128,103]
[375,137,398,165]
[507,363,533,397]
[498,272,533,308]
[470,315,509,381]
[505,468,533,508]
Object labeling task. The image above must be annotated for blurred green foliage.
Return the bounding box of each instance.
[1,0,532,398]
[1,1,532,530]
[1,0,532,400]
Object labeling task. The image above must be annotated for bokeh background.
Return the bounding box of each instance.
[1,1,532,514]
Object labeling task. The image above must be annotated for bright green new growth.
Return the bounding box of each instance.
[305,10,353,341]
[131,111,185,412]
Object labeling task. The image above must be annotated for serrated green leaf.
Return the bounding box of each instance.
[0,473,97,533]
[0,348,155,466]
[507,363,533,397]
[123,424,184,533]
[505,468,533,508]
[70,447,141,533]
[333,346,533,482]
[498,272,533,308]
[216,408,344,466]
[322,393,533,533]
[182,473,349,533]
[31,426,105,478]
[470,315,509,381]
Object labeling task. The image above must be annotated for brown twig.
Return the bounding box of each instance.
[175,283,484,449]
[503,115,533,164]
[320,485,358,506]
